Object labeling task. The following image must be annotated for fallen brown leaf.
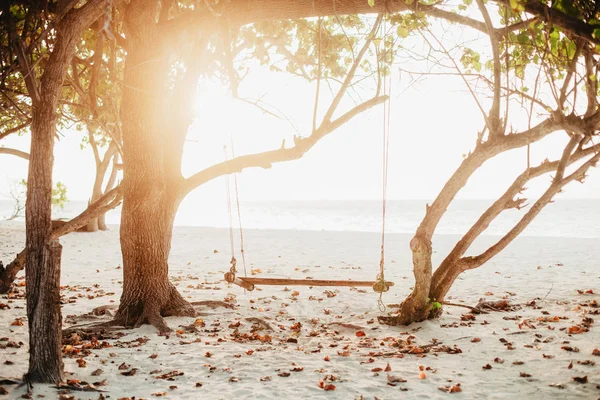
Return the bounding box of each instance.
[572,376,588,384]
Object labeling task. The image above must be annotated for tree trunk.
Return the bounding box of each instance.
[379,235,433,325]
[113,3,194,333]
[24,240,63,383]
[427,263,463,318]
[24,76,63,383]
[113,195,195,333]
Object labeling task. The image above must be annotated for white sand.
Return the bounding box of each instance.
[0,221,599,399]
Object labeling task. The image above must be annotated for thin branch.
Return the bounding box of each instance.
[4,5,40,105]
[554,133,582,182]
[313,17,323,133]
[0,120,32,141]
[582,43,598,117]
[475,0,501,135]
[558,39,583,107]
[322,14,382,124]
[159,0,174,24]
[419,26,491,133]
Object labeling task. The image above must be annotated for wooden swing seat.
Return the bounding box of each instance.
[225,272,394,292]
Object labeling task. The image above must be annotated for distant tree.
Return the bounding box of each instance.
[64,24,123,231]
[2,179,68,221]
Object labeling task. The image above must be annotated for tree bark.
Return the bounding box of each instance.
[24,240,63,383]
[114,195,195,332]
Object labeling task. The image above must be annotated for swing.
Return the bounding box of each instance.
[222,80,395,294]
[223,18,394,294]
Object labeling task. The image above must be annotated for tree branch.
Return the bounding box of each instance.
[3,4,41,106]
[442,141,600,272]
[181,95,387,196]
[462,142,599,269]
[582,43,598,117]
[0,147,30,160]
[322,14,382,124]
[0,183,122,293]
[51,185,122,239]
[475,0,501,135]
[0,120,32,141]
[491,0,600,46]
[416,112,592,240]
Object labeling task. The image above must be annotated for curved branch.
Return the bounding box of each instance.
[0,147,30,160]
[463,145,600,268]
[441,141,600,273]
[181,95,387,196]
[50,184,123,239]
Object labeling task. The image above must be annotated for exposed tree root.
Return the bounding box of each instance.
[63,296,238,336]
[191,300,235,309]
[55,382,107,392]
[62,319,124,338]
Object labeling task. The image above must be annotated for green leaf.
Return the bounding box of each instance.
[509,0,524,11]
[397,26,410,38]
[368,0,375,7]
[593,28,600,39]
[566,40,576,59]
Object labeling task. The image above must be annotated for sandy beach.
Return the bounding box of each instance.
[0,220,599,399]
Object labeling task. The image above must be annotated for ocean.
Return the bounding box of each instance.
[0,198,598,239]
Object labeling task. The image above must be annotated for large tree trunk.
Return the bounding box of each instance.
[113,2,194,333]
[9,1,106,381]
[24,97,63,383]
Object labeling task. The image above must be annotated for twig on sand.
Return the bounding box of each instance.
[442,301,489,314]
[245,317,273,331]
[541,283,554,302]
[328,322,365,330]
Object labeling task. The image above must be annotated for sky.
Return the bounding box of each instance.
[2,18,600,205]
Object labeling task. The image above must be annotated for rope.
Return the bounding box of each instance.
[223,146,236,274]
[377,17,392,312]
[230,139,248,278]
